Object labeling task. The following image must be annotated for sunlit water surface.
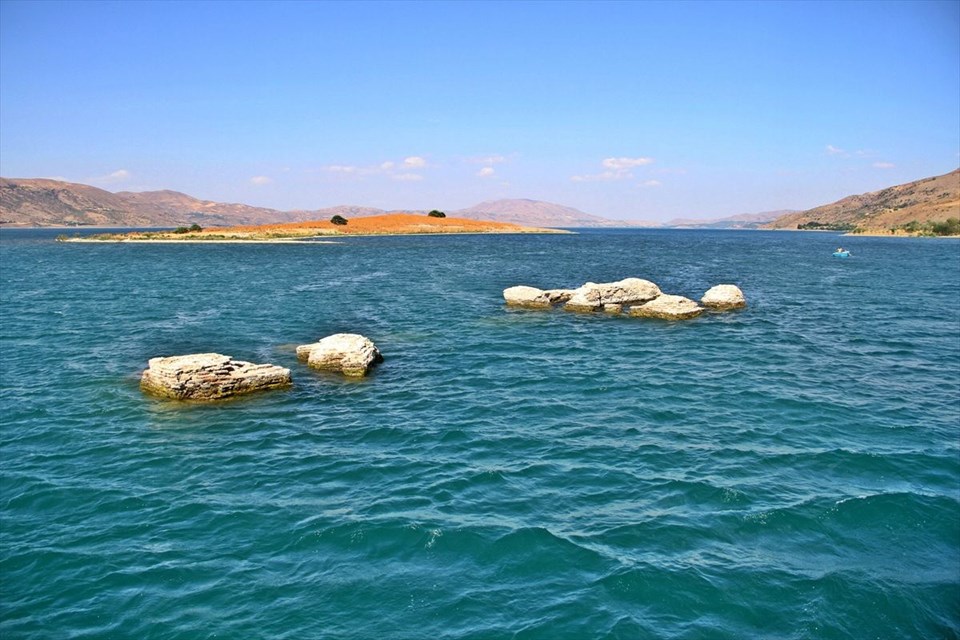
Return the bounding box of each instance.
[1,228,958,639]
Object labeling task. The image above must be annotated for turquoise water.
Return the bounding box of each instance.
[1,228,958,639]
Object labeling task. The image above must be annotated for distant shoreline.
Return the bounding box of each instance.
[64,237,344,244]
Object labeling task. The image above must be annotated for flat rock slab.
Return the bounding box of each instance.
[503,286,574,307]
[701,284,747,310]
[565,278,662,312]
[629,294,704,320]
[140,353,291,400]
[297,333,383,377]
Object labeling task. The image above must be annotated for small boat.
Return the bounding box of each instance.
[832,250,850,258]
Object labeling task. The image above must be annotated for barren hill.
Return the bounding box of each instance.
[0,178,297,227]
[0,179,633,229]
[764,169,960,232]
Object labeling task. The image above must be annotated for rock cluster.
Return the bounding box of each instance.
[503,278,746,321]
[296,333,383,377]
[140,353,292,400]
[141,334,383,401]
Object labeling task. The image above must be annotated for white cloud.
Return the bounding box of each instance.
[571,171,622,182]
[325,165,360,173]
[89,169,132,185]
[250,175,273,186]
[601,157,654,170]
[469,154,507,165]
[873,161,895,169]
[826,144,846,156]
[571,156,655,182]
[641,179,662,187]
[477,167,495,178]
[322,156,432,181]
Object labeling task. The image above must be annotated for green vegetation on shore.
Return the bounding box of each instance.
[797,221,858,232]
[798,217,960,236]
[884,217,960,237]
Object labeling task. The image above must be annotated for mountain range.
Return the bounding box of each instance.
[0,178,666,228]
[2,170,957,231]
[763,168,959,231]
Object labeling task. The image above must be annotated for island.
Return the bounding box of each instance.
[64,213,567,242]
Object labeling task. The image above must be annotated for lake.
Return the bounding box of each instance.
[1,228,958,639]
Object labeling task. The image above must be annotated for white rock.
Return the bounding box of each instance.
[628,294,704,320]
[503,286,574,307]
[565,278,661,312]
[298,333,383,377]
[503,285,551,307]
[140,353,291,400]
[701,284,746,310]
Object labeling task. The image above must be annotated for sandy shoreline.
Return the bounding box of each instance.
[64,238,343,244]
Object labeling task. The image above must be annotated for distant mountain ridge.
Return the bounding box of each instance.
[7,172,956,232]
[450,199,645,227]
[0,179,634,228]
[764,169,960,231]
[0,178,300,227]
[662,211,794,229]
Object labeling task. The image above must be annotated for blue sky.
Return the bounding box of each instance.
[1,0,957,221]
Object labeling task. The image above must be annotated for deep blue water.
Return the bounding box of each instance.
[1,228,958,639]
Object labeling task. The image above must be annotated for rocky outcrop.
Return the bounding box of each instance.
[297,333,383,377]
[140,353,291,400]
[504,277,743,321]
[628,294,704,320]
[503,286,574,308]
[564,278,662,312]
[701,284,746,310]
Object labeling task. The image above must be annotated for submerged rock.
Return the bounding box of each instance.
[628,294,704,320]
[565,278,661,312]
[297,333,383,377]
[701,284,747,310]
[140,353,291,400]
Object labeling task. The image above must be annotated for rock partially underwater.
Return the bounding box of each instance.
[297,333,383,377]
[701,284,747,310]
[503,286,574,308]
[628,294,704,320]
[140,353,291,400]
[564,278,661,312]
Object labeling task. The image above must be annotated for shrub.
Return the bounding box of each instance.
[931,217,960,236]
[427,210,446,218]
[330,215,348,225]
[798,221,855,231]
[188,223,203,232]
[173,226,189,234]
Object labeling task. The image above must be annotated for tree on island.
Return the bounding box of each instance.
[331,215,348,225]
[428,210,446,218]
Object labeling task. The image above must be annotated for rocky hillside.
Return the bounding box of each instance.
[0,178,299,227]
[1,179,634,228]
[764,169,960,232]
